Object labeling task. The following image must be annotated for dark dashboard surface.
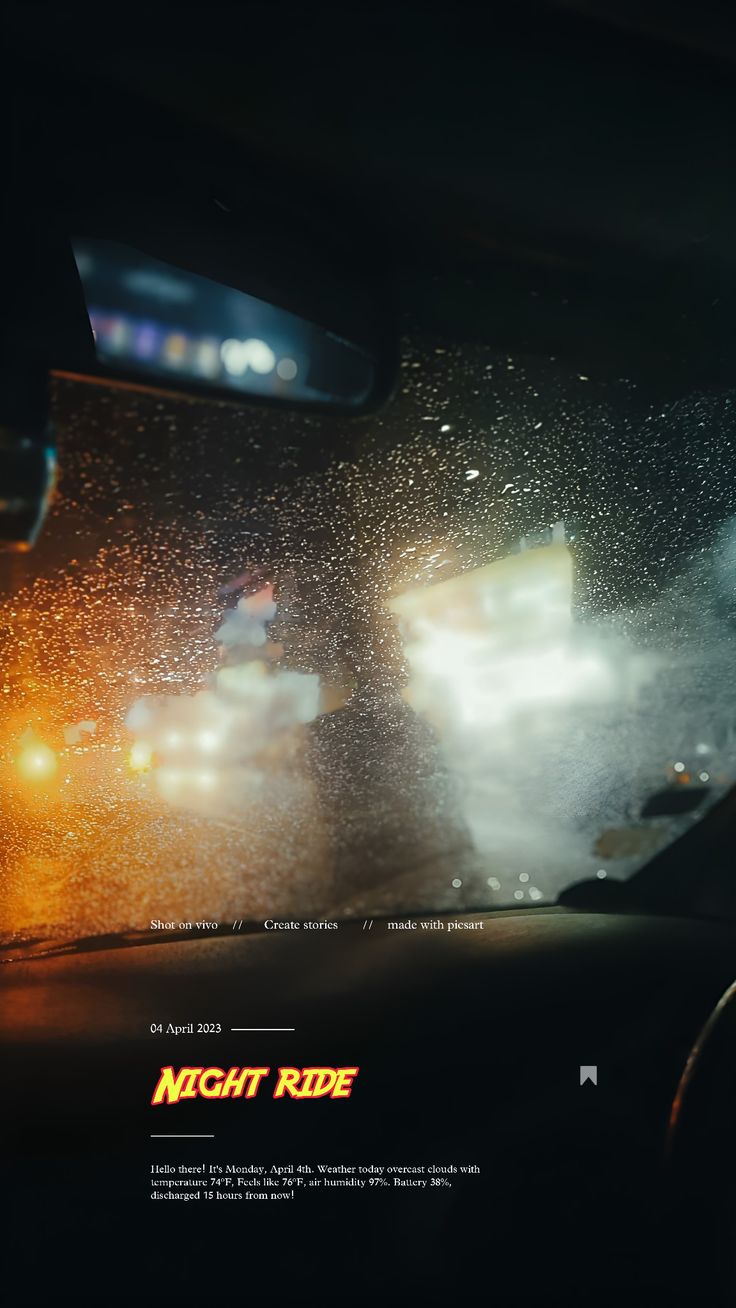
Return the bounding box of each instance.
[3,909,734,1304]
[2,906,735,1039]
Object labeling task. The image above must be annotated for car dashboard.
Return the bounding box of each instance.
[3,906,735,1305]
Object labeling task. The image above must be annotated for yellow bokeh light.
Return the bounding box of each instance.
[16,740,58,783]
[128,739,153,772]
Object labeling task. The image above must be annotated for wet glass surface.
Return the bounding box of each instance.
[1,343,735,936]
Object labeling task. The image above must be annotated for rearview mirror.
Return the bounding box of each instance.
[68,237,385,411]
[1,64,400,548]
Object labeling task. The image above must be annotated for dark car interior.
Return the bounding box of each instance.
[3,3,736,1304]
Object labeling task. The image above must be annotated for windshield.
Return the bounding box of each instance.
[1,342,735,938]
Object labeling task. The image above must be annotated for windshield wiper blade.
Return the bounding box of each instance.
[558,783,736,921]
[0,923,265,964]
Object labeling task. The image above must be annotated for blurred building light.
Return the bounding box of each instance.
[197,729,220,754]
[156,768,183,798]
[129,740,153,772]
[388,544,616,732]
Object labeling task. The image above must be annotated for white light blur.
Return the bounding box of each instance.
[195,341,221,379]
[389,542,659,894]
[198,729,220,754]
[390,545,651,738]
[220,337,276,377]
[244,338,277,374]
[276,357,298,381]
[157,768,183,798]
